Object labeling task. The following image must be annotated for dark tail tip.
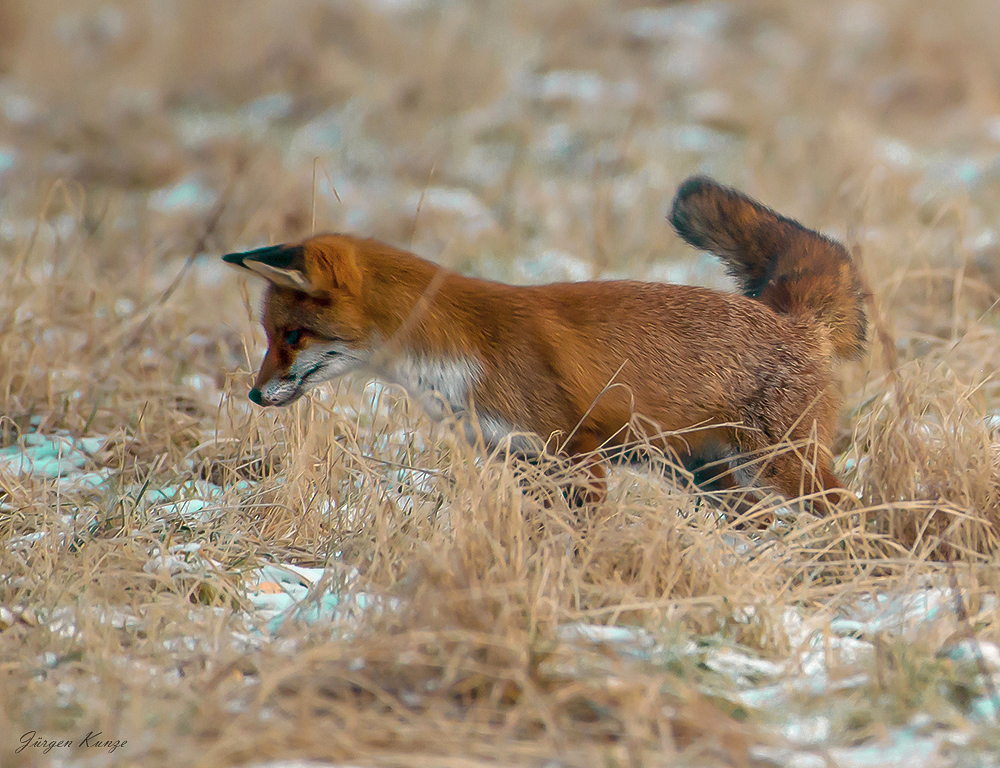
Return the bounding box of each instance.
[673,176,716,206]
[669,176,719,248]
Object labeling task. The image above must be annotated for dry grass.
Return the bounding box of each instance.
[4,0,1000,765]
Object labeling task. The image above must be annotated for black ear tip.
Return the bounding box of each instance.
[223,243,301,269]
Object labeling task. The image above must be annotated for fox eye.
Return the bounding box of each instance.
[284,328,304,346]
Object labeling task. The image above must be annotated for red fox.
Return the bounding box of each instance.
[224,177,867,513]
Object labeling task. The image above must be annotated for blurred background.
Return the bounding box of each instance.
[4,0,1000,279]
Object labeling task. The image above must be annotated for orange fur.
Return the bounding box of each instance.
[223,177,867,513]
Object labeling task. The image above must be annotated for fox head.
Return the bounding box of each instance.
[223,235,372,406]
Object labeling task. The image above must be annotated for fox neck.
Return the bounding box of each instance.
[354,245,489,421]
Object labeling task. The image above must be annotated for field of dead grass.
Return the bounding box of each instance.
[5,0,1000,766]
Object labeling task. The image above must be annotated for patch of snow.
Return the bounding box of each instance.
[0,146,16,176]
[878,138,917,169]
[407,186,497,236]
[238,93,293,127]
[149,176,218,213]
[622,2,733,42]
[0,90,39,124]
[526,70,640,106]
[513,249,592,283]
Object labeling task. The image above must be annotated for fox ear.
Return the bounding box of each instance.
[242,261,313,292]
[223,238,362,297]
[222,244,317,294]
[305,237,362,297]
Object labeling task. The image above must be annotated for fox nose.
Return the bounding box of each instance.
[248,388,263,405]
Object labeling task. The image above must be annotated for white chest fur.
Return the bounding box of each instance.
[377,354,482,421]
[374,352,537,455]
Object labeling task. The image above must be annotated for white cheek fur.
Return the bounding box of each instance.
[289,341,371,384]
[258,341,370,405]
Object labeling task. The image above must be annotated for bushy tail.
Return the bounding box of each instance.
[670,176,868,361]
